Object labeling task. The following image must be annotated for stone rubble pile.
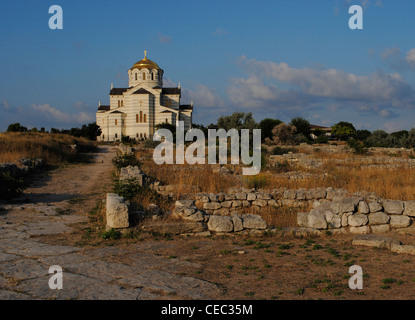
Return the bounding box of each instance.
[0,158,44,177]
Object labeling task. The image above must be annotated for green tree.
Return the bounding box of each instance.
[216,112,258,132]
[290,117,311,139]
[80,123,102,141]
[7,123,28,133]
[355,129,371,141]
[259,118,283,142]
[270,123,296,145]
[331,122,356,141]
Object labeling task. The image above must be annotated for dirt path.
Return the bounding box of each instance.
[0,146,219,300]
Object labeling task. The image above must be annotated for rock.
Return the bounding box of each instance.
[231,213,244,232]
[352,234,400,249]
[207,216,234,233]
[404,201,415,217]
[221,201,232,208]
[349,226,371,234]
[213,208,230,216]
[252,199,267,207]
[297,212,309,228]
[175,200,195,208]
[106,193,129,229]
[383,200,404,215]
[390,244,415,255]
[371,224,390,234]
[241,214,267,230]
[390,215,411,228]
[247,193,257,201]
[358,201,370,214]
[231,200,242,208]
[307,211,327,230]
[368,212,390,225]
[208,194,218,202]
[331,199,356,214]
[348,214,368,227]
[183,211,208,222]
[283,190,296,200]
[203,202,221,210]
[325,211,341,229]
[235,193,247,200]
[368,201,383,213]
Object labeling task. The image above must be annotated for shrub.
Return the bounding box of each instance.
[347,139,368,155]
[143,139,161,149]
[271,146,285,155]
[112,154,140,170]
[100,228,121,240]
[113,178,142,201]
[0,172,24,200]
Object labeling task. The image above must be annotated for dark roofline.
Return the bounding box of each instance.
[180,105,193,111]
[98,105,110,111]
[162,87,181,95]
[133,88,152,95]
[110,88,129,95]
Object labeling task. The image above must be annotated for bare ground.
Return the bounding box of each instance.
[1,146,415,300]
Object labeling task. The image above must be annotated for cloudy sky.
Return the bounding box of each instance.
[1,0,415,132]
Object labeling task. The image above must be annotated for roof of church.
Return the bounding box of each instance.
[162,88,181,95]
[180,105,193,110]
[110,88,129,95]
[133,88,152,95]
[98,105,110,111]
[130,51,161,71]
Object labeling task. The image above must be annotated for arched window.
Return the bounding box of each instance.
[140,111,143,123]
[151,73,154,80]
[135,73,137,81]
[143,73,146,80]
[136,114,139,123]
[144,114,147,123]
[115,119,118,125]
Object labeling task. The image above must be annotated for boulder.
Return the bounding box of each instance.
[390,215,411,228]
[203,202,221,210]
[358,201,370,214]
[352,234,400,249]
[348,214,368,227]
[106,193,129,229]
[231,213,244,232]
[349,226,371,234]
[308,211,327,230]
[241,214,267,230]
[368,212,390,225]
[371,224,390,234]
[383,200,404,215]
[404,201,415,217]
[207,215,234,233]
[368,201,383,213]
[175,200,195,208]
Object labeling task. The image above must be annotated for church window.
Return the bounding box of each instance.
[165,118,168,124]
[135,73,137,81]
[144,133,147,139]
[115,119,118,125]
[118,100,120,107]
[143,73,146,80]
[140,111,143,123]
[115,133,118,138]
[136,114,139,123]
[144,114,147,123]
[151,73,154,80]
[140,133,143,138]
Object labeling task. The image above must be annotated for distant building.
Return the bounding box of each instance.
[96,51,193,141]
[310,124,332,140]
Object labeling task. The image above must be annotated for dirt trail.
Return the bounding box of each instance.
[0,146,219,300]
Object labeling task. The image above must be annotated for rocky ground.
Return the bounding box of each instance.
[1,145,415,300]
[0,146,218,300]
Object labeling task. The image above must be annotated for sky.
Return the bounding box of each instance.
[1,0,415,132]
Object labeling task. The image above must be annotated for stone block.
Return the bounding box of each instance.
[175,200,195,208]
[390,215,411,228]
[308,211,327,230]
[247,193,257,201]
[207,215,233,233]
[241,214,267,230]
[106,193,129,229]
[252,199,267,207]
[235,193,247,200]
[348,214,368,227]
[368,201,383,213]
[368,212,390,225]
[231,213,244,232]
[404,201,415,217]
[370,224,390,234]
[203,202,221,210]
[358,201,370,214]
[383,200,404,215]
[349,226,371,234]
[352,234,399,249]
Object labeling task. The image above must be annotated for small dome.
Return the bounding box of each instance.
[130,51,161,71]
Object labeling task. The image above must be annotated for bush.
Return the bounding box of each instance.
[112,154,140,170]
[0,172,25,199]
[100,228,121,240]
[143,139,161,149]
[347,138,368,155]
[113,178,143,201]
[271,146,285,155]
[244,175,270,189]
[315,135,329,144]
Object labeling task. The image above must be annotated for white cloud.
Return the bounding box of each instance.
[406,48,415,68]
[31,104,94,124]
[381,47,400,60]
[157,32,172,44]
[183,84,225,108]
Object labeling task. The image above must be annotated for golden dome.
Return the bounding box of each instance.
[130,50,161,70]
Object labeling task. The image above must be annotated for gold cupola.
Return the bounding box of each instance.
[130,50,161,71]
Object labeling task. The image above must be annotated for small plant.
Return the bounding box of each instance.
[382,278,396,284]
[112,153,140,170]
[296,288,305,296]
[100,228,121,240]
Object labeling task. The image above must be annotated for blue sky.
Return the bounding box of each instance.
[1,0,415,132]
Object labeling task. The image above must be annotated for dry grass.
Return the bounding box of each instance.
[0,132,96,165]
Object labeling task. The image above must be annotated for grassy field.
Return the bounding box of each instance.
[0,132,97,165]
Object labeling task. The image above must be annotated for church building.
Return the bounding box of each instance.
[96,51,193,141]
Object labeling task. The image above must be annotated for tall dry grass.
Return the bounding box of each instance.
[0,132,96,165]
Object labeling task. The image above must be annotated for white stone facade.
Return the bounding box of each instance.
[96,52,193,142]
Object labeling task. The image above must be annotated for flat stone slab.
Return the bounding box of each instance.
[352,234,401,249]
